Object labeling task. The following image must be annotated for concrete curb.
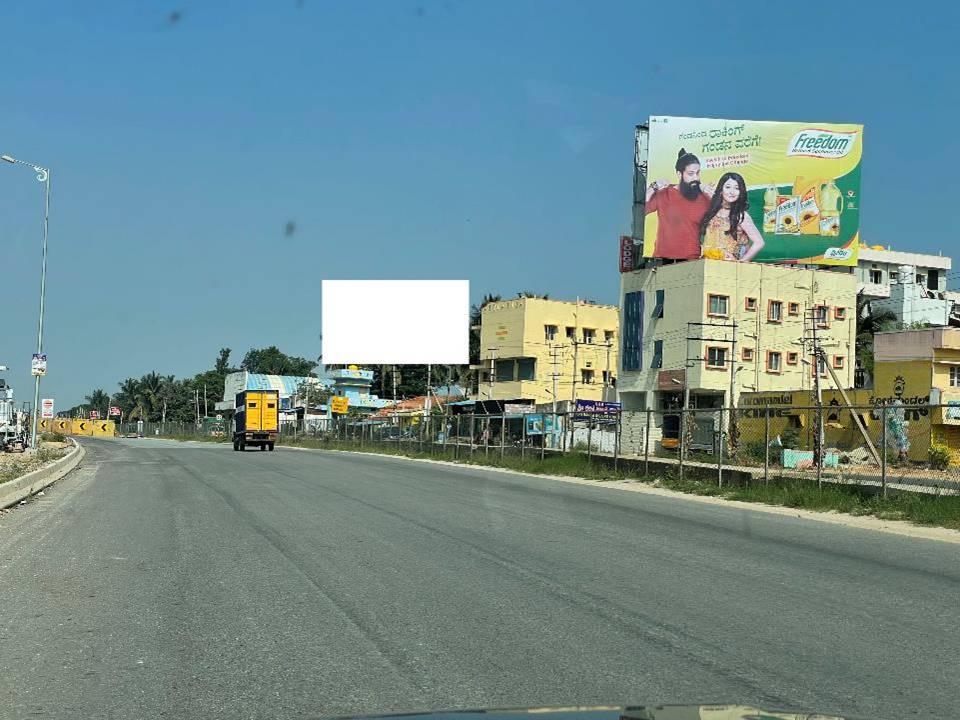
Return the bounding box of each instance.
[0,438,85,510]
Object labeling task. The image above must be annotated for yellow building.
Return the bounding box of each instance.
[874,327,960,462]
[475,297,619,405]
[618,258,857,411]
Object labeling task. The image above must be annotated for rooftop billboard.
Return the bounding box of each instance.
[641,116,863,266]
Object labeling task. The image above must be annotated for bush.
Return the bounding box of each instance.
[929,443,951,470]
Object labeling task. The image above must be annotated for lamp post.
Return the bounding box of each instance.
[2,154,51,450]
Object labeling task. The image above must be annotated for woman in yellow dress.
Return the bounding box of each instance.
[698,172,765,262]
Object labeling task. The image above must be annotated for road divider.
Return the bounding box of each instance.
[0,439,85,509]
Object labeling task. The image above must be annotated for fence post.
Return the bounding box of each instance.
[764,408,770,484]
[500,414,506,461]
[484,417,490,459]
[469,414,475,458]
[614,410,620,473]
[587,414,593,462]
[419,412,424,454]
[678,407,685,480]
[881,404,888,498]
[717,406,725,488]
[455,414,461,460]
[644,408,652,477]
[442,413,448,456]
[521,414,526,461]
[561,413,568,453]
[540,416,546,462]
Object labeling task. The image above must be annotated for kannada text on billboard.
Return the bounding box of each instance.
[641,116,863,266]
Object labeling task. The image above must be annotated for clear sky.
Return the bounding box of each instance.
[2,1,958,408]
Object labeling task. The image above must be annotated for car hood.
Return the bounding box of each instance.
[326,705,855,720]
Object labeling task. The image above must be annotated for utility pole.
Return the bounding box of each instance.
[195,389,200,426]
[487,347,497,400]
[550,344,560,414]
[425,364,432,414]
[392,365,398,430]
[806,306,825,486]
[570,339,579,404]
[604,341,612,402]
[203,385,208,418]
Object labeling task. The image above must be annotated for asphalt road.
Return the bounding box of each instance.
[1,438,958,719]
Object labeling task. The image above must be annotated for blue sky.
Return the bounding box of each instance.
[2,1,958,408]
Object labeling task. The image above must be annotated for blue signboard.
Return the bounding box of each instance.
[525,414,556,435]
[573,399,620,423]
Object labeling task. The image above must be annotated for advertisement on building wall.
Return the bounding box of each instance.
[642,116,863,266]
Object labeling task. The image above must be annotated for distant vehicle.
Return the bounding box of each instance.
[233,390,278,452]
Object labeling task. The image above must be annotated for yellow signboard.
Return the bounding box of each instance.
[330,396,349,414]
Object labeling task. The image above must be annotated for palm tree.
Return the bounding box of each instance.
[132,372,165,421]
[85,389,110,418]
[855,291,897,387]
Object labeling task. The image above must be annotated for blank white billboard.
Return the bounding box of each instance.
[321,280,469,365]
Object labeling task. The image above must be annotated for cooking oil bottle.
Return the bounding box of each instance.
[762,184,778,233]
[819,180,842,236]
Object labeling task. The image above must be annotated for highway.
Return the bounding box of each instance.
[0,438,957,719]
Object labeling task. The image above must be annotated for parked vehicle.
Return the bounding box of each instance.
[233,390,278,451]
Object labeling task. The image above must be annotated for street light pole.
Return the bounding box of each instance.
[2,154,51,451]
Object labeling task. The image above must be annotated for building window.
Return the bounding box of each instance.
[495,359,514,382]
[604,330,615,343]
[815,305,829,327]
[708,294,729,317]
[651,339,663,369]
[517,357,536,381]
[788,301,800,316]
[787,352,799,365]
[835,307,847,320]
[652,289,665,318]
[742,347,754,361]
[602,370,613,385]
[917,273,926,286]
[870,269,883,284]
[768,300,783,323]
[833,355,845,369]
[767,351,782,373]
[544,325,557,341]
[951,367,960,387]
[581,369,595,385]
[566,326,576,339]
[929,271,939,290]
[745,297,757,312]
[622,291,643,371]
[706,346,727,369]
[582,328,595,344]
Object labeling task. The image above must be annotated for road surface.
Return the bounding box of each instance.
[1,438,958,719]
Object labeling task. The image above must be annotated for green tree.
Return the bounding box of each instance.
[855,291,897,386]
[241,346,316,376]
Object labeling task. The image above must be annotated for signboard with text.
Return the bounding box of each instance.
[330,396,349,414]
[31,353,47,376]
[41,398,55,419]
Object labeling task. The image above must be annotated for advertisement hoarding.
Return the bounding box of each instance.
[642,116,862,266]
[31,353,47,376]
[330,396,349,414]
[109,406,121,417]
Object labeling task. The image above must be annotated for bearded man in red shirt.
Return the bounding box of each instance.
[645,149,713,260]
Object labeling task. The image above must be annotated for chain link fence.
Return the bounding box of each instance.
[299,403,959,497]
